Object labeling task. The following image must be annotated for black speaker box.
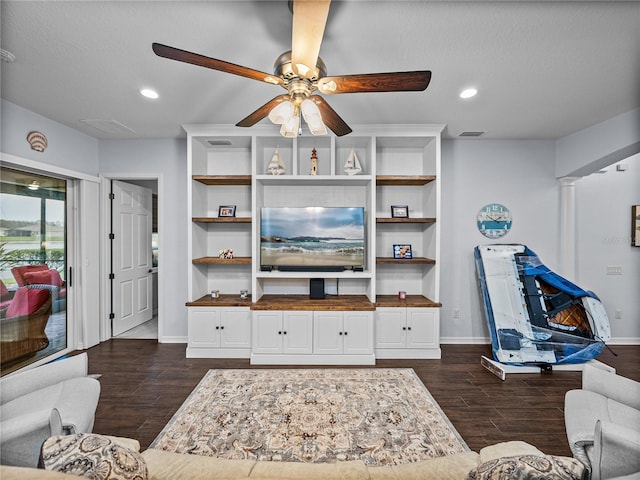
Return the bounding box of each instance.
[309,278,325,299]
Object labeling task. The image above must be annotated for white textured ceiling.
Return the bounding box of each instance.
[1,1,639,140]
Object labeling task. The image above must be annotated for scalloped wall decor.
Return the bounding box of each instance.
[26,131,48,152]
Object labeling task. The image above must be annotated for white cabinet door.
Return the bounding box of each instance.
[407,308,439,349]
[282,311,313,354]
[252,311,283,354]
[313,311,344,354]
[220,307,251,349]
[343,312,373,354]
[374,308,406,349]
[188,308,220,348]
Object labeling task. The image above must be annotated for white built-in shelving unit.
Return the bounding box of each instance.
[184,124,443,362]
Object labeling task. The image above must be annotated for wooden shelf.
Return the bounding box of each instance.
[192,217,251,223]
[376,175,436,186]
[186,294,252,307]
[192,256,251,265]
[376,217,436,224]
[376,294,442,308]
[193,175,251,186]
[252,294,375,311]
[376,257,436,264]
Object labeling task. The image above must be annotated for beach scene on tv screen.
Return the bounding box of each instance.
[261,207,365,267]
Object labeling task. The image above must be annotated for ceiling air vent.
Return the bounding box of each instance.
[459,131,485,137]
[208,139,233,146]
[79,119,136,135]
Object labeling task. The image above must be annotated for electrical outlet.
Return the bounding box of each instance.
[606,265,622,275]
[615,309,622,319]
[452,308,460,318]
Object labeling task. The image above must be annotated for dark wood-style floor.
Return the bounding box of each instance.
[86,341,640,458]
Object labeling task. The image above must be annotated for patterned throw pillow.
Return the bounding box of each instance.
[40,433,148,480]
[466,454,586,480]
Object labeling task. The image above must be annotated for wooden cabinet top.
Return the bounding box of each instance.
[252,294,375,311]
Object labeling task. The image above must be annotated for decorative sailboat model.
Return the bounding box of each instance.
[344,149,363,175]
[267,148,286,175]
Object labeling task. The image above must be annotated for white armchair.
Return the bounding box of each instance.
[0,353,100,467]
[564,364,640,480]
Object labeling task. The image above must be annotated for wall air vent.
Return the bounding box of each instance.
[459,131,485,137]
[208,139,233,146]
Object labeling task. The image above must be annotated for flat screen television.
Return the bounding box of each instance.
[260,207,365,271]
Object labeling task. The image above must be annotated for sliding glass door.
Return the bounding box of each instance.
[0,167,68,375]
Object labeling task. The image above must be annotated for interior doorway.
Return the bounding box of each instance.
[106,178,159,340]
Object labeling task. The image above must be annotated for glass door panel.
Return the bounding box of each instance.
[0,167,68,375]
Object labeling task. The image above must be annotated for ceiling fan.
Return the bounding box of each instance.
[152,0,431,137]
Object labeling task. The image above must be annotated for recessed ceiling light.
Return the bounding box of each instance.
[140,88,159,99]
[460,88,478,99]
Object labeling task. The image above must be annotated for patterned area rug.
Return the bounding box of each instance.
[150,368,469,466]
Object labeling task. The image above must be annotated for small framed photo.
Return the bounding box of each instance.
[391,205,409,218]
[632,205,640,247]
[218,205,236,217]
[393,244,413,259]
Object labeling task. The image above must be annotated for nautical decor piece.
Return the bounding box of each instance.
[26,131,47,152]
[343,149,363,175]
[475,244,611,366]
[310,148,319,175]
[477,203,512,238]
[218,248,234,259]
[267,148,286,175]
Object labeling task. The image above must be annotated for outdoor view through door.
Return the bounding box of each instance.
[0,167,68,375]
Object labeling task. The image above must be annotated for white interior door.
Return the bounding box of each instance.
[111,180,153,336]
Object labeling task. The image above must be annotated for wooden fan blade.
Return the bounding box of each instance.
[291,0,331,79]
[311,96,352,137]
[152,43,283,87]
[317,71,431,94]
[236,95,291,127]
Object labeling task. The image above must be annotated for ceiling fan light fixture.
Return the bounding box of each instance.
[280,111,300,138]
[301,99,327,135]
[268,100,294,124]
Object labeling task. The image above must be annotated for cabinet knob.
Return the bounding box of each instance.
[278,331,282,335]
[402,327,406,330]
[216,326,219,330]
[339,332,343,335]
[283,331,287,335]
[220,326,224,330]
[407,327,411,330]
[344,331,348,335]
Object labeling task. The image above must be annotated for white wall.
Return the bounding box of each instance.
[575,154,640,343]
[556,108,640,178]
[98,139,188,341]
[1,99,99,173]
[440,139,560,342]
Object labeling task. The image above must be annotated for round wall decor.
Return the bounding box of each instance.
[477,203,512,238]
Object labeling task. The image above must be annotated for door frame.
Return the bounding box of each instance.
[99,173,164,341]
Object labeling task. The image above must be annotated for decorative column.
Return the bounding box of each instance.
[559,177,579,281]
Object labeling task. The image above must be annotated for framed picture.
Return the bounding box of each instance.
[633,205,640,247]
[218,205,236,217]
[393,244,413,259]
[391,205,409,218]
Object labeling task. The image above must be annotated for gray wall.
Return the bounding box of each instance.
[98,139,187,341]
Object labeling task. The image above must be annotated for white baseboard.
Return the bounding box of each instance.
[158,336,188,344]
